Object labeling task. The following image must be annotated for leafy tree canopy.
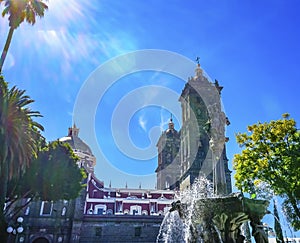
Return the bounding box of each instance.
[1,0,48,29]
[0,76,43,180]
[0,0,48,72]
[233,114,300,230]
[0,76,44,241]
[0,77,85,241]
[9,140,86,202]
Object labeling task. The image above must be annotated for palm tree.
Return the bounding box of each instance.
[0,75,44,240]
[0,0,48,72]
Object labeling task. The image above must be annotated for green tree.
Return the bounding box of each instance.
[0,0,48,72]
[5,141,86,219]
[23,140,85,201]
[233,114,300,230]
[0,76,44,240]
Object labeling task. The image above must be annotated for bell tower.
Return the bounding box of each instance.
[155,116,181,190]
[156,61,232,194]
[179,62,232,194]
[179,63,211,190]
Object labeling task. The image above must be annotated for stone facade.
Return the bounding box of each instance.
[156,64,232,194]
[155,118,181,190]
[79,215,163,243]
[11,195,167,243]
[7,198,76,242]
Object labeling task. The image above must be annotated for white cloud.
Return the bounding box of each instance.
[138,115,147,131]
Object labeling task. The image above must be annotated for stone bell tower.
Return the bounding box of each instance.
[156,62,232,194]
[155,116,181,190]
[179,63,231,194]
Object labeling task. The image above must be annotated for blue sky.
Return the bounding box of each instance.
[1,0,299,186]
[1,1,300,231]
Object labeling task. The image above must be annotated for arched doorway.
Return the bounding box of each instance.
[32,237,50,243]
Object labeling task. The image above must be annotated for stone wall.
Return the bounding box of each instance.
[80,215,164,242]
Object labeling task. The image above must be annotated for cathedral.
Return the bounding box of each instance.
[156,63,232,194]
[6,63,232,243]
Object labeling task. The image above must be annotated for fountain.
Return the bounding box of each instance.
[157,178,270,243]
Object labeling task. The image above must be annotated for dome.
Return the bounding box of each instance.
[59,124,93,156]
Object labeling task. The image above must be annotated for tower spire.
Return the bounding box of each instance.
[168,114,174,130]
[195,57,203,77]
[68,123,79,137]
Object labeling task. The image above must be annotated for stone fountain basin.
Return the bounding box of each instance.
[187,193,270,243]
[192,193,269,219]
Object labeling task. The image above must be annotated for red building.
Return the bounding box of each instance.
[85,173,175,217]
[61,124,175,218]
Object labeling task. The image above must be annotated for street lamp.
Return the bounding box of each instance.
[6,217,24,242]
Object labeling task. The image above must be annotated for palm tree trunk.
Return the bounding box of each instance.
[0,27,15,73]
[274,199,284,243]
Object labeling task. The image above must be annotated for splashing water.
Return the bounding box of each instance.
[156,211,185,243]
[157,177,272,243]
[157,177,221,243]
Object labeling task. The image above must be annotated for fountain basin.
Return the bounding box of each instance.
[190,193,270,243]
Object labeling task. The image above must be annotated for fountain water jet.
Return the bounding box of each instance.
[157,178,270,243]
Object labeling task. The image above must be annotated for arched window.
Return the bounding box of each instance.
[32,237,50,243]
